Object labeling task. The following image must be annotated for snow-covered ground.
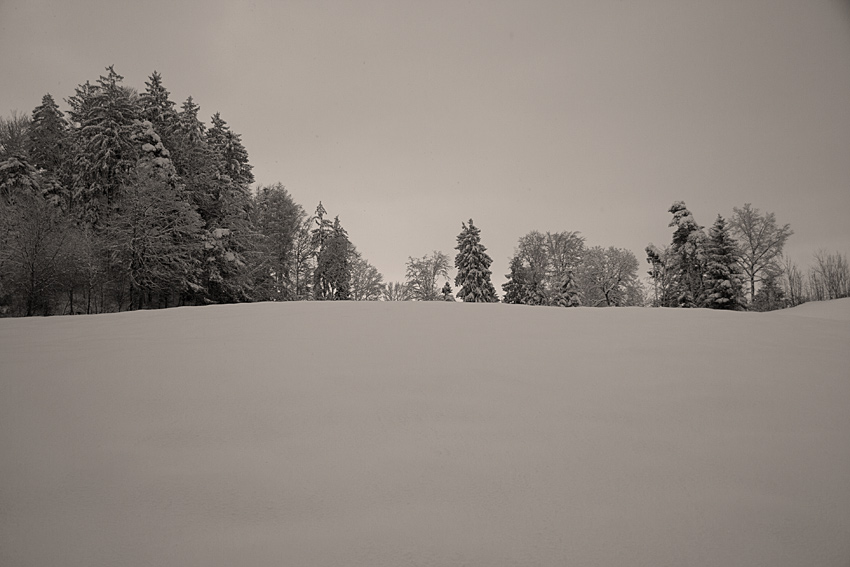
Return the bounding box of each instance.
[1,300,848,567]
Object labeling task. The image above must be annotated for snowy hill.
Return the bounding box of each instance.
[2,300,849,567]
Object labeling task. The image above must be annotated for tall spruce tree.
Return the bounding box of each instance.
[207,112,254,188]
[702,215,746,310]
[27,95,68,191]
[667,201,707,307]
[139,72,180,162]
[502,255,529,305]
[68,66,140,216]
[252,183,307,300]
[454,219,498,303]
[552,270,581,307]
[313,216,352,300]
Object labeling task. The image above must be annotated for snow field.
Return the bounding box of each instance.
[1,300,849,566]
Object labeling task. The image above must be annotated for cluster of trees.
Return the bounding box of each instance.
[502,230,641,307]
[395,219,499,303]
[0,67,384,316]
[396,222,644,308]
[645,201,849,312]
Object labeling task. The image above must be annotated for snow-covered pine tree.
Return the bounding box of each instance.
[313,216,353,300]
[207,112,254,189]
[751,273,785,312]
[251,183,308,301]
[140,72,178,133]
[27,94,68,189]
[441,281,455,301]
[139,72,180,164]
[454,219,498,303]
[667,201,707,307]
[502,255,529,304]
[68,66,140,215]
[702,215,746,310]
[552,270,581,307]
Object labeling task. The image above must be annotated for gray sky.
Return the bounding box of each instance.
[2,0,849,290]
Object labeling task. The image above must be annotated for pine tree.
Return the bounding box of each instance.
[68,66,141,217]
[645,244,676,307]
[502,255,529,304]
[0,155,40,203]
[454,219,498,303]
[27,95,68,174]
[313,216,352,300]
[441,281,455,301]
[139,72,180,165]
[552,270,581,307]
[667,201,707,307]
[140,72,178,133]
[252,183,308,300]
[751,273,785,311]
[207,112,254,189]
[311,201,333,253]
[702,215,746,310]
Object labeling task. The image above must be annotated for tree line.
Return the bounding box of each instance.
[2,68,846,316]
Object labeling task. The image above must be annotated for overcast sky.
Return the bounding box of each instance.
[2,0,849,290]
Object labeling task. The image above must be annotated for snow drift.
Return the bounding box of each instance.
[1,300,849,566]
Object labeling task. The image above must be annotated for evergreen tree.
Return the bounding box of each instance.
[0,154,40,203]
[552,270,581,307]
[311,201,333,253]
[454,219,498,303]
[702,215,746,310]
[140,72,178,135]
[502,255,529,304]
[252,184,308,300]
[130,119,178,183]
[441,281,455,301]
[645,244,676,307]
[68,66,141,217]
[207,112,254,188]
[139,72,181,169]
[26,94,70,206]
[172,97,218,220]
[751,273,785,312]
[313,216,352,300]
[27,95,68,173]
[667,201,707,307]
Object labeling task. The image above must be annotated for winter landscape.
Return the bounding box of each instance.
[2,299,849,566]
[2,1,850,565]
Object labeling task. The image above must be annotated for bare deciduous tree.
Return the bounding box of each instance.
[350,252,385,301]
[382,281,410,301]
[780,254,806,307]
[808,250,849,301]
[405,251,450,301]
[578,246,641,307]
[730,203,793,302]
